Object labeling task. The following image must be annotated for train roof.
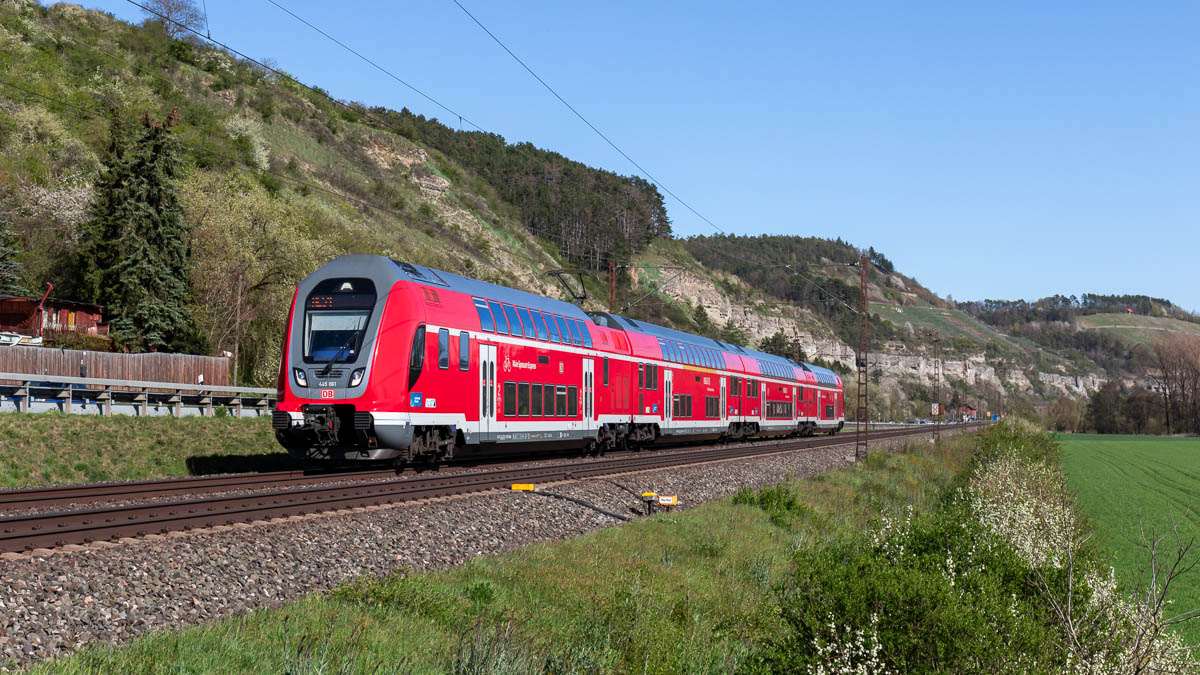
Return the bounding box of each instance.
[594,312,839,384]
[390,259,841,385]
[390,260,592,322]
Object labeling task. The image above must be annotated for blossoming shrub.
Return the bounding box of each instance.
[761,500,1061,673]
[757,421,1197,674]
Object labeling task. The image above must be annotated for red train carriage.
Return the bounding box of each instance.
[273,255,844,464]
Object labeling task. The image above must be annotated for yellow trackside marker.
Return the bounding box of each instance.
[641,492,657,498]
[511,483,534,491]
[658,495,678,506]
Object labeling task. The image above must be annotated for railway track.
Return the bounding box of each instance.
[0,424,982,553]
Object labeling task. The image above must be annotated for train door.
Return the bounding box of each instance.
[720,377,727,426]
[478,344,496,440]
[583,358,595,434]
[664,369,673,430]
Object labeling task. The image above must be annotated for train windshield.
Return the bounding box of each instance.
[303,278,377,363]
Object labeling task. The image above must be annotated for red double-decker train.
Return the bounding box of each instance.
[273,255,844,464]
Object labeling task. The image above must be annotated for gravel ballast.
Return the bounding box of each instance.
[0,431,954,669]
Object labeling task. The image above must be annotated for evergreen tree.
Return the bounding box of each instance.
[758,330,793,359]
[692,304,716,338]
[78,109,196,351]
[0,189,27,295]
[719,318,749,347]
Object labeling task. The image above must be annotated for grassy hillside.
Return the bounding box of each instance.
[1060,434,1200,645]
[0,413,280,487]
[0,1,670,381]
[1076,313,1200,345]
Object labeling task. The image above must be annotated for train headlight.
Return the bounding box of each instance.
[293,368,308,388]
[349,368,366,388]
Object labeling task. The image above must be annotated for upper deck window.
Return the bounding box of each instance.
[487,300,508,335]
[502,304,522,337]
[473,297,495,332]
[565,319,581,346]
[575,320,593,348]
[516,307,536,339]
[532,312,549,341]
[546,314,561,343]
[554,316,573,346]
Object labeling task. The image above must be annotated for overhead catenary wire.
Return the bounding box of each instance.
[448,0,725,236]
[262,0,485,132]
[41,2,870,327]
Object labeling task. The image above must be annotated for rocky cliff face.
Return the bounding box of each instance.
[646,264,1106,398]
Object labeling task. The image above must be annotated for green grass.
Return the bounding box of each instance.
[1060,433,1200,644]
[0,413,284,487]
[874,304,1014,347]
[1075,313,1200,345]
[37,435,981,673]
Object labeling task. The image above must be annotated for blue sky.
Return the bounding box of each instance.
[82,1,1200,310]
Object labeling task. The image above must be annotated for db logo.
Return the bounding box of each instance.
[320,389,335,399]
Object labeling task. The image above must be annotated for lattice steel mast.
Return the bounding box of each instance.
[854,255,869,461]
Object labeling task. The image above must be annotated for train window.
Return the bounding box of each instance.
[459,331,470,371]
[532,311,549,341]
[556,386,567,417]
[408,325,425,390]
[554,316,572,345]
[565,319,581,346]
[568,386,578,417]
[503,381,516,417]
[706,396,719,418]
[518,383,530,416]
[437,328,450,369]
[638,363,644,389]
[602,357,609,386]
[516,307,536,339]
[487,300,508,335]
[731,376,739,395]
[545,314,561,343]
[532,384,543,416]
[575,320,593,347]
[503,305,523,337]
[545,384,556,416]
[472,298,495,333]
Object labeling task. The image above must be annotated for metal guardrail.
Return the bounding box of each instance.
[0,372,276,418]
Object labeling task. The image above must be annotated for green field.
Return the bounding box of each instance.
[1076,313,1200,345]
[1060,434,1200,644]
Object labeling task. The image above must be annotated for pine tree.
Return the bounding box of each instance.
[78,109,196,351]
[0,189,27,296]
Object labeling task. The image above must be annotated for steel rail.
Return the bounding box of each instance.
[0,469,395,507]
[0,423,914,508]
[0,424,982,552]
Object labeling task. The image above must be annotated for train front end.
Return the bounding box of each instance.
[273,255,418,462]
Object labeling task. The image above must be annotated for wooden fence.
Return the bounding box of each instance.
[0,345,231,386]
